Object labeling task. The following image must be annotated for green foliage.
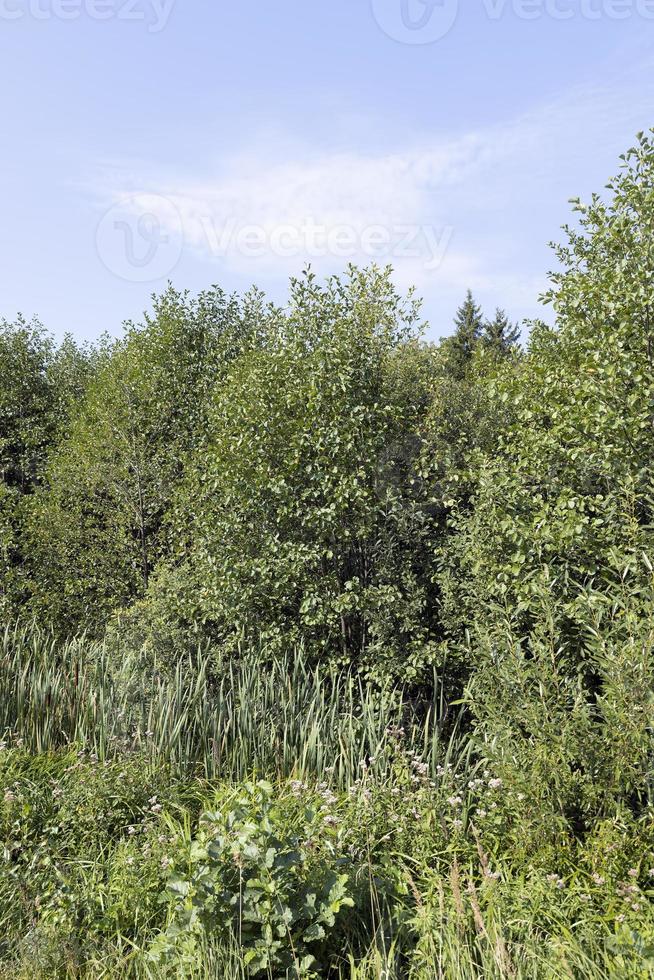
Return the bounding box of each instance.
[440,130,654,836]
[0,733,651,978]
[0,318,93,618]
[482,307,521,355]
[442,289,484,379]
[165,267,438,680]
[152,780,353,977]
[0,622,447,783]
[3,133,654,977]
[27,286,254,633]
[459,133,654,630]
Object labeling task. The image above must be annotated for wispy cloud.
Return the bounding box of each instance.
[90,63,654,330]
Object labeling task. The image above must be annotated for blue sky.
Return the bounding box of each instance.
[1,1,654,342]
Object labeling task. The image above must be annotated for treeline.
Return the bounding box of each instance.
[2,135,654,832]
[1,273,517,675]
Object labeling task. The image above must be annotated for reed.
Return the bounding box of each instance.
[0,622,450,784]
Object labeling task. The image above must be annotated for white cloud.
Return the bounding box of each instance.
[91,63,654,333]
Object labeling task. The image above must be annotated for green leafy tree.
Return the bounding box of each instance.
[28,285,255,633]
[0,318,93,617]
[445,131,654,833]
[163,267,438,679]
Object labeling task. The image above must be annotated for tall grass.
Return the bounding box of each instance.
[0,622,452,784]
[2,623,647,979]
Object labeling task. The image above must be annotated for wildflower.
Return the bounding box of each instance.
[161,856,171,869]
[484,870,501,881]
[616,914,626,923]
[323,815,339,827]
[628,868,639,878]
[0,742,7,751]
[447,795,463,807]
[476,809,488,819]
[592,873,605,886]
[547,874,565,889]
[127,826,137,836]
[488,778,503,790]
[451,819,463,831]
[580,894,591,903]
[150,803,163,814]
[3,790,15,803]
[126,856,135,866]
[649,869,654,878]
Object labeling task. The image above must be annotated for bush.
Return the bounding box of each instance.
[151,780,354,977]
